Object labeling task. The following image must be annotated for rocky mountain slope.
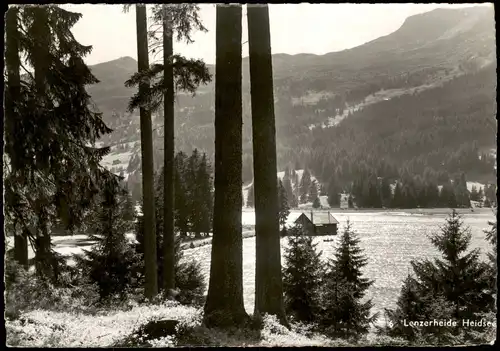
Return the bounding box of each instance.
[88,6,496,196]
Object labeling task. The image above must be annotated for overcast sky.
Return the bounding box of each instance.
[61,3,491,66]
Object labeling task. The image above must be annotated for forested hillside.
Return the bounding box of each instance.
[87,6,496,198]
[304,63,497,186]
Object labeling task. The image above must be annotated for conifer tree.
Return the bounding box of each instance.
[282,226,324,323]
[453,173,470,208]
[5,7,28,268]
[291,169,299,194]
[204,4,248,327]
[313,197,321,209]
[368,176,382,208]
[379,276,457,344]
[380,178,392,208]
[484,210,497,304]
[308,180,319,204]
[299,169,312,204]
[477,187,484,203]
[420,209,494,323]
[278,179,290,230]
[246,183,255,208]
[440,182,457,208]
[382,211,495,344]
[198,153,214,236]
[392,182,403,208]
[77,177,141,300]
[248,3,287,325]
[282,175,297,208]
[321,221,378,340]
[4,5,114,281]
[174,151,189,236]
[135,169,206,303]
[186,149,200,235]
[134,4,158,299]
[327,175,340,207]
[125,4,212,294]
[122,186,136,225]
[470,185,479,202]
[379,275,426,342]
[426,182,440,208]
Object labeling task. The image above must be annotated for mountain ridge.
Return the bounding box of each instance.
[89,5,496,199]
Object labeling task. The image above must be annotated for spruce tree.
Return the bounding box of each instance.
[186,149,201,236]
[392,182,403,208]
[78,177,142,300]
[125,4,211,294]
[419,209,493,324]
[321,221,378,340]
[204,4,248,327]
[312,197,321,209]
[380,178,392,208]
[299,169,312,204]
[470,185,479,202]
[4,5,114,281]
[174,151,190,237]
[198,153,214,236]
[122,186,136,225]
[246,183,255,208]
[5,7,28,268]
[134,3,158,299]
[248,3,287,325]
[282,175,297,208]
[379,275,427,342]
[453,173,470,208]
[426,182,440,208]
[383,211,495,344]
[282,226,324,323]
[380,276,457,345]
[278,179,290,231]
[327,175,340,207]
[308,180,319,204]
[368,175,382,208]
[477,187,484,203]
[348,195,354,209]
[484,210,497,305]
[291,169,299,195]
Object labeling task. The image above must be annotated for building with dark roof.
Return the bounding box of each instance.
[294,211,338,236]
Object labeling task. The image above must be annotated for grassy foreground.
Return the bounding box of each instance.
[5,300,410,347]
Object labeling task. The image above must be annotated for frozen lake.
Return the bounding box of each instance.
[5,208,495,328]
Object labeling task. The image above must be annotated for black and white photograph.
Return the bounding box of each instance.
[3,2,497,347]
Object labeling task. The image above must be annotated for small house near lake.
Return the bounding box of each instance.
[294,211,339,236]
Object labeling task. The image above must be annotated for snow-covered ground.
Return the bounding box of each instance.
[101,151,133,169]
[4,233,137,262]
[466,181,486,192]
[242,169,322,209]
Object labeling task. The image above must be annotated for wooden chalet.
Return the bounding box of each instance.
[294,211,339,236]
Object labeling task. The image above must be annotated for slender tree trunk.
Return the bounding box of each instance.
[247,4,288,326]
[6,7,28,269]
[136,4,158,299]
[32,7,53,278]
[204,4,248,328]
[162,5,176,294]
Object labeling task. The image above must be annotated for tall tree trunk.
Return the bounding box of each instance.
[5,7,28,269]
[32,7,53,278]
[204,4,248,328]
[247,4,288,326]
[162,5,176,293]
[136,4,158,299]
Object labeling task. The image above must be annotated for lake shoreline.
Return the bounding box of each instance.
[243,207,495,215]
